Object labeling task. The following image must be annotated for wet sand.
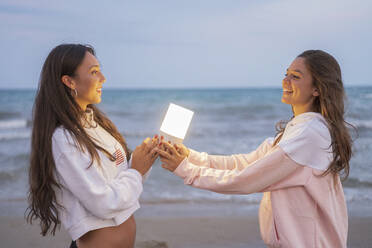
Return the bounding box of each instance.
[0,202,371,248]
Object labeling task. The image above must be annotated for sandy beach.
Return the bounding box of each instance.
[1,215,372,248]
[0,202,371,248]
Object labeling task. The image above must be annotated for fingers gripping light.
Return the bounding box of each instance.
[160,103,194,144]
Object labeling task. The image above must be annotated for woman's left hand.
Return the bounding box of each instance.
[155,141,187,172]
[131,136,159,175]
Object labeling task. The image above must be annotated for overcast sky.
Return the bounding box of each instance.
[1,0,371,89]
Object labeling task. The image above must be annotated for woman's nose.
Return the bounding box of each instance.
[282,76,290,87]
[283,74,291,82]
[282,76,288,84]
[99,72,106,83]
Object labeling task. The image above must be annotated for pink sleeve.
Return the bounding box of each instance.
[174,146,305,194]
[187,138,274,171]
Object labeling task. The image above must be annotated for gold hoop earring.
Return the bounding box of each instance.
[72,89,78,97]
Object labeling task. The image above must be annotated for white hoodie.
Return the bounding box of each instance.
[52,108,143,241]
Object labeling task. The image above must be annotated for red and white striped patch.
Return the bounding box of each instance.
[114,149,125,166]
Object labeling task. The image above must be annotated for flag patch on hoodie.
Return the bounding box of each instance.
[114,149,125,166]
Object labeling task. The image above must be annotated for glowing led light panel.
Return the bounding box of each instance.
[160,103,194,140]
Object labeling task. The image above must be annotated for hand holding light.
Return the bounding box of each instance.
[156,141,188,172]
[131,135,159,175]
[159,103,194,144]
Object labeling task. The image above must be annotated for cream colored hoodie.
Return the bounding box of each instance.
[174,112,348,248]
[52,108,144,241]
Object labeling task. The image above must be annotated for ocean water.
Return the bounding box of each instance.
[0,87,371,214]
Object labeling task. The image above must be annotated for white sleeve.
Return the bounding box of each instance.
[187,138,274,171]
[53,130,143,220]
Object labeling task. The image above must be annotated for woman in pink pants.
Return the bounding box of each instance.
[157,50,352,248]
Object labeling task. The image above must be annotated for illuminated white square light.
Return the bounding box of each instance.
[160,103,194,143]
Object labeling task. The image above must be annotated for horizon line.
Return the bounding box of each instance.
[0,84,371,91]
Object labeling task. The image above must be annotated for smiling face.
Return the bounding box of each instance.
[281,57,319,116]
[72,51,106,110]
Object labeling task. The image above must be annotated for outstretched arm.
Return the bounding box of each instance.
[157,143,305,195]
[159,138,273,171]
[187,138,274,170]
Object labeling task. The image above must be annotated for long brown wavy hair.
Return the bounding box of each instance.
[26,44,131,236]
[273,50,353,180]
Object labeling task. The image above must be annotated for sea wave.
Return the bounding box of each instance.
[0,153,29,164]
[140,197,261,205]
[343,177,372,188]
[346,119,372,134]
[106,110,135,117]
[0,119,28,129]
[0,167,25,183]
[344,188,372,203]
[364,93,372,99]
[0,131,30,141]
[0,171,17,182]
[140,194,261,205]
[355,120,372,129]
[0,111,21,120]
[197,104,278,116]
[121,131,158,138]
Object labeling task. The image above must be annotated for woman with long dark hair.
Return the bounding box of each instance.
[157,50,352,247]
[27,44,158,248]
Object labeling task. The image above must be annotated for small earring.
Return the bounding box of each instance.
[72,89,78,97]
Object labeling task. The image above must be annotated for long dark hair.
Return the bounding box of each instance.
[273,50,353,180]
[26,44,131,236]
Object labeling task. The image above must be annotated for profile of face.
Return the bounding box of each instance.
[282,57,319,115]
[62,51,106,110]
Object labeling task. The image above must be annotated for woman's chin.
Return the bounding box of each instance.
[94,97,102,104]
[281,97,291,105]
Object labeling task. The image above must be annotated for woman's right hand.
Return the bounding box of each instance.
[174,143,190,157]
[131,136,159,175]
[156,142,190,172]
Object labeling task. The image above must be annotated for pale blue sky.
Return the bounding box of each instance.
[1,0,371,88]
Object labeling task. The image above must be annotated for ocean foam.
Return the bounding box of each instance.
[0,119,28,129]
[365,93,372,99]
[0,131,30,140]
[353,120,372,129]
